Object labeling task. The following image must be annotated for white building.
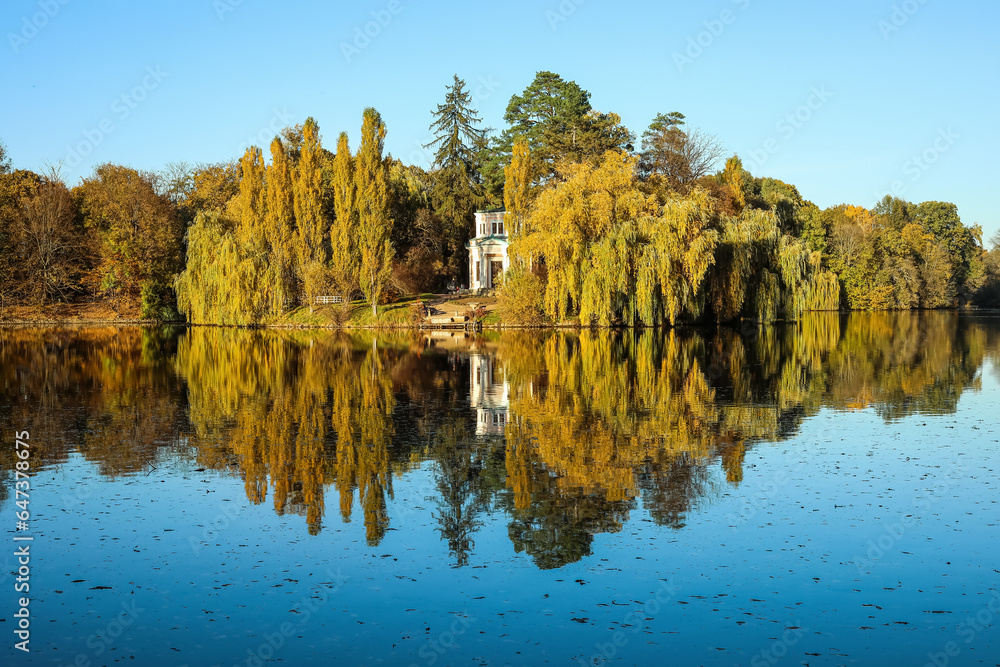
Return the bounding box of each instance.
[465,209,509,291]
[469,354,509,436]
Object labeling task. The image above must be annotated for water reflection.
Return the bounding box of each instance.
[1,312,997,569]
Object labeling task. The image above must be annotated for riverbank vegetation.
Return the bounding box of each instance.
[1,72,997,325]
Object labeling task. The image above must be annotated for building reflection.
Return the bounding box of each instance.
[469,353,509,435]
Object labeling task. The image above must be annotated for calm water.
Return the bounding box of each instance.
[2,313,999,666]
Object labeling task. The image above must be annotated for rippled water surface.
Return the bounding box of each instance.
[2,312,999,666]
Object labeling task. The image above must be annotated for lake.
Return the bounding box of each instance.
[2,312,999,666]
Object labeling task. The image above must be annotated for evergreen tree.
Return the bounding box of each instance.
[425,75,487,279]
[355,108,393,316]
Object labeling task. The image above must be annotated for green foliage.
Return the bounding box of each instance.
[498,71,634,182]
[425,75,487,280]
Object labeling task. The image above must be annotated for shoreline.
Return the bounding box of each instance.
[2,307,997,331]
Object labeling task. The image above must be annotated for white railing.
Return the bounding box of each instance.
[315,296,343,305]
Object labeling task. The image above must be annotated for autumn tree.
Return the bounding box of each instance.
[355,108,393,316]
[75,164,183,317]
[293,118,330,309]
[12,175,88,304]
[638,112,724,193]
[265,138,297,314]
[329,132,358,304]
[181,162,240,223]
[0,169,42,307]
[503,138,533,242]
[0,140,11,174]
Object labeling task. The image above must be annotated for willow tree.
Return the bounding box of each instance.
[635,189,719,326]
[329,132,358,305]
[175,210,240,323]
[516,151,659,322]
[355,108,393,317]
[265,138,296,316]
[230,146,271,321]
[293,117,328,309]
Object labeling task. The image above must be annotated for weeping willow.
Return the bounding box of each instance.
[176,147,294,325]
[515,152,720,327]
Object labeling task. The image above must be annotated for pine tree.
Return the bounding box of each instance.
[355,108,393,316]
[425,75,487,279]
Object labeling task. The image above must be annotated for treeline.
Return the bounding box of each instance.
[1,71,998,323]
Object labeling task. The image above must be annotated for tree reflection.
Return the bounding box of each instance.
[0,312,996,568]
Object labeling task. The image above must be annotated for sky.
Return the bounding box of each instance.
[2,0,998,242]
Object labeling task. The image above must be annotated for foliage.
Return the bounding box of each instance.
[503,138,533,242]
[638,112,724,193]
[355,108,394,316]
[329,132,358,303]
[74,164,183,316]
[496,71,634,184]
[496,267,547,326]
[425,75,487,280]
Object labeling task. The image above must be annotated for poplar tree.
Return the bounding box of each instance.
[293,117,328,309]
[503,138,533,241]
[265,138,296,315]
[355,108,393,316]
[329,132,358,305]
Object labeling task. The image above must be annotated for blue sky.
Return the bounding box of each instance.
[2,0,997,241]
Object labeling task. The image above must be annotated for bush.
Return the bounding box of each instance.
[497,269,547,326]
[392,247,445,295]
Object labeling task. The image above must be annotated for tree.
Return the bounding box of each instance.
[425,75,487,279]
[182,162,239,221]
[503,138,533,242]
[722,156,753,213]
[355,108,393,316]
[0,170,41,309]
[157,161,195,206]
[329,132,358,304]
[293,117,329,309]
[499,71,634,180]
[75,164,183,317]
[639,112,724,192]
[0,140,11,174]
[265,138,296,314]
[13,175,87,304]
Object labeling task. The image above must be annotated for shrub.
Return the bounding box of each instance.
[497,269,547,326]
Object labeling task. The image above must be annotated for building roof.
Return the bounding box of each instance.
[476,207,506,214]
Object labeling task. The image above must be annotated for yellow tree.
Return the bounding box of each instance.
[329,132,358,305]
[503,138,533,242]
[265,138,296,316]
[355,108,393,317]
[515,151,660,323]
[293,117,328,309]
[230,146,270,321]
